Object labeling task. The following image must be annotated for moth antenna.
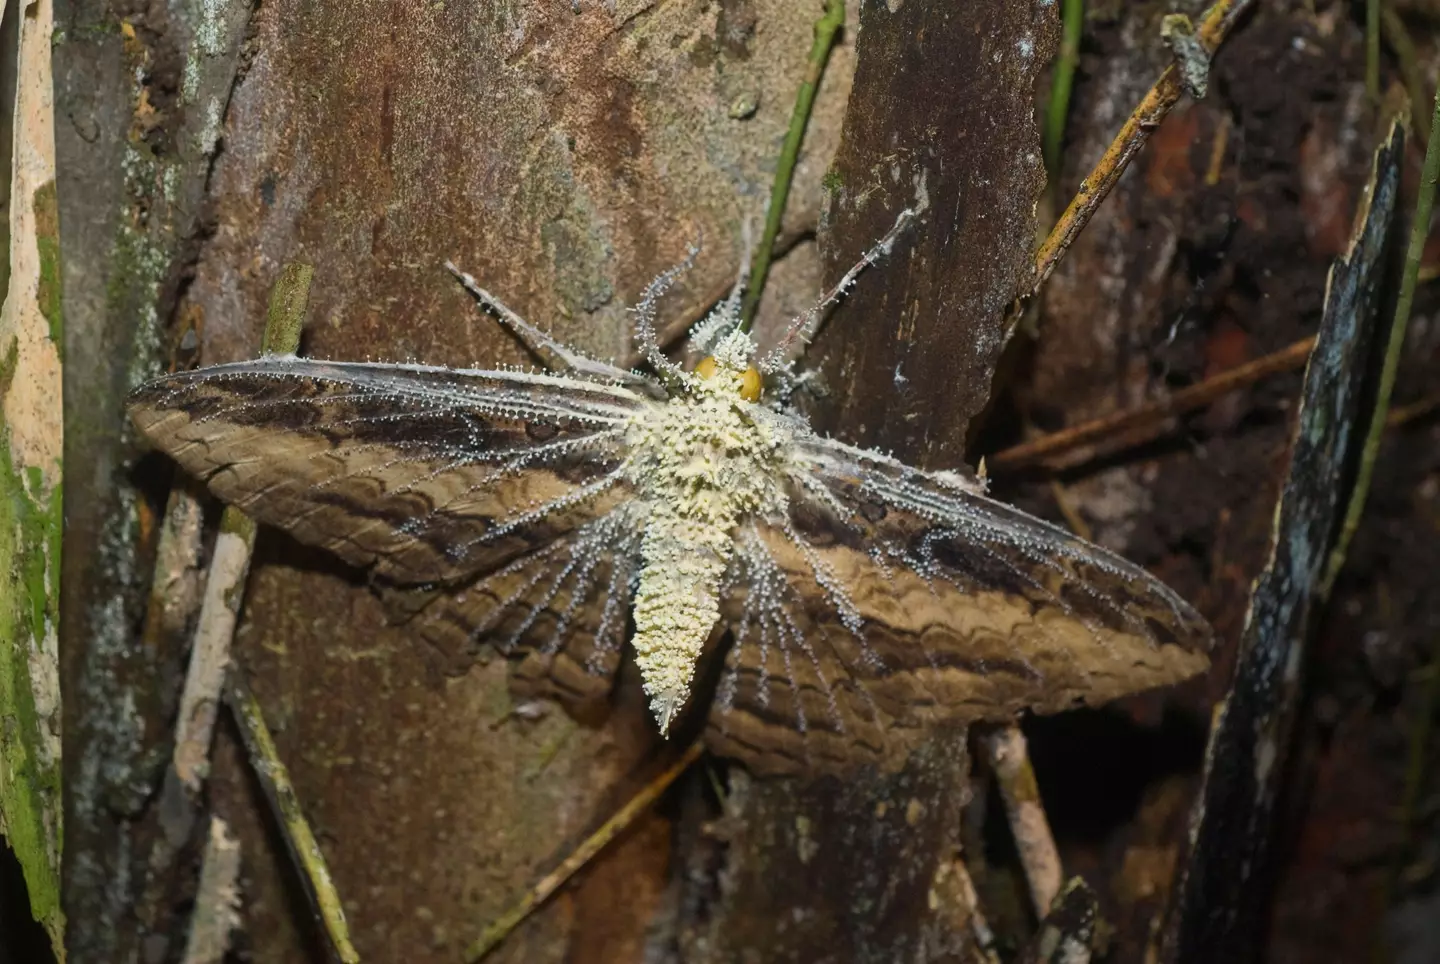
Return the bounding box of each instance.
[724,216,755,317]
[444,260,648,387]
[687,217,755,356]
[758,206,918,374]
[630,230,703,384]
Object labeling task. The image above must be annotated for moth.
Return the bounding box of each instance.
[128,209,1212,775]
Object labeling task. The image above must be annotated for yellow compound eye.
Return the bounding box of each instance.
[739,365,762,402]
[695,356,763,402]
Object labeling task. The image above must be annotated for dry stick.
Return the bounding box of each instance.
[173,510,257,789]
[171,262,313,790]
[465,740,706,963]
[1386,392,1440,427]
[951,859,1004,964]
[983,727,1062,917]
[226,673,360,964]
[987,335,1316,473]
[1030,0,1255,296]
[182,818,243,964]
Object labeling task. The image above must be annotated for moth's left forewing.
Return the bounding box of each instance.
[128,358,644,585]
[709,436,1212,775]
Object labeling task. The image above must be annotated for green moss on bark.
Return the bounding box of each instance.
[0,425,64,951]
[33,182,63,357]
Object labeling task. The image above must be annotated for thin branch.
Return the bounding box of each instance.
[739,0,846,331]
[948,858,1004,964]
[226,672,361,964]
[1030,0,1255,296]
[182,818,243,964]
[173,511,256,790]
[987,335,1315,473]
[983,726,1062,917]
[260,262,313,356]
[466,740,705,962]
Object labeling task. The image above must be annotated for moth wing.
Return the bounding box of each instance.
[408,509,643,704]
[128,358,644,585]
[709,437,1212,775]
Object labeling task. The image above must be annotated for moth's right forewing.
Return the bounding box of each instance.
[794,443,1214,706]
[128,358,645,585]
[708,437,1213,775]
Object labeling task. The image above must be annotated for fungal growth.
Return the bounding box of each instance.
[128,207,1212,775]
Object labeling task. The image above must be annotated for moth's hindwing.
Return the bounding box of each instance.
[710,437,1212,775]
[128,358,643,586]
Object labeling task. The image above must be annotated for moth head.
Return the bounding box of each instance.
[694,355,762,401]
[694,328,762,400]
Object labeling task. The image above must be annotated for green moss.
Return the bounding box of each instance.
[0,338,18,400]
[218,506,257,541]
[32,182,63,358]
[0,431,64,951]
[821,166,843,195]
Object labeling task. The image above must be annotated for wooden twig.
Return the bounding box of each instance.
[988,335,1316,473]
[163,262,350,960]
[466,740,705,962]
[1386,392,1440,427]
[983,725,1062,917]
[182,818,243,964]
[947,858,1003,964]
[1030,0,1255,295]
[173,510,257,790]
[739,0,846,330]
[225,672,360,964]
[1017,877,1100,964]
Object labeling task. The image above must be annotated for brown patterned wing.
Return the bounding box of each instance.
[409,507,644,701]
[128,358,644,585]
[708,437,1213,775]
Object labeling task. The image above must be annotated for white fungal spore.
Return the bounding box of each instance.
[622,356,792,733]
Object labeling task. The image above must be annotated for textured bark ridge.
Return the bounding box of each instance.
[809,0,1059,469]
[679,731,977,963]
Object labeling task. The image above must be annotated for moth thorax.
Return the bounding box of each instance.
[695,356,762,402]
